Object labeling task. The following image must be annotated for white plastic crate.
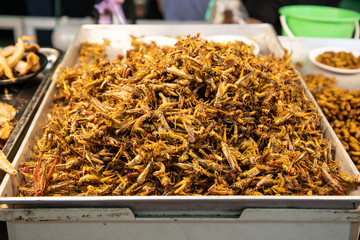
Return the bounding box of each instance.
[1,208,359,240]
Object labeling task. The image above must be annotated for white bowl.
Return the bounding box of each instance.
[205,35,260,55]
[308,47,360,74]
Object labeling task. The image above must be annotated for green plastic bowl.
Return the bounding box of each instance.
[279,5,360,38]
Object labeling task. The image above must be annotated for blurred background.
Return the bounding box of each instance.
[0,0,138,48]
[1,0,359,50]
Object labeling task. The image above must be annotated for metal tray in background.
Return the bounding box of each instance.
[0,24,359,213]
[0,48,62,181]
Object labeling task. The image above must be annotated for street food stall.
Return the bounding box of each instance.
[0,3,359,240]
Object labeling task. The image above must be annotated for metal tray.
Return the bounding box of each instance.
[0,48,62,180]
[0,24,359,213]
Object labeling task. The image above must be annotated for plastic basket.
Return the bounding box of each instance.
[279,5,360,38]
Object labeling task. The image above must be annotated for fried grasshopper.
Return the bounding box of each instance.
[18,35,359,197]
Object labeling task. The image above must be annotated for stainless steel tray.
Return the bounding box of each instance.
[0,24,359,212]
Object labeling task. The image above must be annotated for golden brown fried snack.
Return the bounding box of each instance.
[0,101,17,175]
[316,51,360,69]
[7,37,25,69]
[0,149,17,175]
[0,54,14,80]
[14,52,40,75]
[0,36,41,80]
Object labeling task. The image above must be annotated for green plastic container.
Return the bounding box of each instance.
[279,5,360,38]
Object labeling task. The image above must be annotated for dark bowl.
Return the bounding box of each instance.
[0,52,48,86]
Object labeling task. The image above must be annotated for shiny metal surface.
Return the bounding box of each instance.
[0,25,359,212]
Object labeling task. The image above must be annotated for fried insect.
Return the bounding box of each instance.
[79,39,110,62]
[18,35,359,197]
[315,51,360,69]
[304,73,360,171]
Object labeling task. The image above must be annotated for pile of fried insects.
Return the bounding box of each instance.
[18,34,359,197]
[305,73,360,171]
